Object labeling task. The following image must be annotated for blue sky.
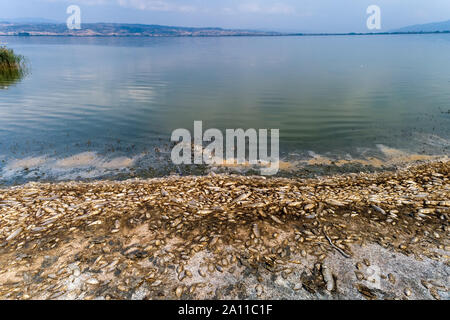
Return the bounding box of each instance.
[1,0,449,32]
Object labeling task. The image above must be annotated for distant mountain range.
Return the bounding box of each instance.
[391,19,450,33]
[0,20,449,37]
[0,22,281,37]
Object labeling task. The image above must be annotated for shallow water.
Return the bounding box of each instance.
[0,35,449,183]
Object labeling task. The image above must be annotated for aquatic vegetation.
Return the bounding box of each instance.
[0,46,27,87]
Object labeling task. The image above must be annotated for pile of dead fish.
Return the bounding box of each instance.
[0,160,448,300]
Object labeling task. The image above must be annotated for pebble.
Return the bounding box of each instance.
[355,271,364,281]
[404,288,412,297]
[256,284,263,296]
[388,274,396,285]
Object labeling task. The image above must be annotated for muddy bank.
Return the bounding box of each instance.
[0,161,448,300]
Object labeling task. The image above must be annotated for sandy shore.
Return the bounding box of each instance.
[0,161,448,300]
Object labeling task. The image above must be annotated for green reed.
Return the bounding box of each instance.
[0,46,27,86]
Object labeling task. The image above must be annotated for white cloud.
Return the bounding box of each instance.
[46,0,197,12]
[46,0,110,4]
[45,0,295,15]
[238,2,295,15]
[117,0,196,12]
[114,1,296,15]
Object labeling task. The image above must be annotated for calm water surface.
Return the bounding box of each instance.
[0,35,449,182]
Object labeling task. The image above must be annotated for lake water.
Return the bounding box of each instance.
[0,35,449,183]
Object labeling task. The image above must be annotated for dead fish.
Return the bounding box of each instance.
[326,199,345,207]
[404,288,412,297]
[86,278,99,285]
[198,209,213,215]
[252,223,261,238]
[233,192,251,203]
[150,280,162,287]
[388,273,396,285]
[256,284,263,296]
[357,284,377,300]
[322,266,334,291]
[6,228,22,241]
[269,215,282,224]
[418,208,435,214]
[215,265,224,273]
[175,286,183,298]
[209,236,219,247]
[355,271,364,281]
[287,201,302,207]
[371,205,386,215]
[430,287,441,300]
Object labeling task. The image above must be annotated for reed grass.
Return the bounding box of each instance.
[0,46,26,86]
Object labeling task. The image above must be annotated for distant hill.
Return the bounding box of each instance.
[0,22,280,37]
[2,20,449,37]
[392,20,450,33]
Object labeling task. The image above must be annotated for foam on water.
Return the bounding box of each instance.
[54,152,99,168]
[0,139,448,183]
[302,144,447,168]
[1,152,140,182]
[6,156,49,169]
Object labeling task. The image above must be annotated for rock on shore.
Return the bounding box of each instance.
[0,161,448,300]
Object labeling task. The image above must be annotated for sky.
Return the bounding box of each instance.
[0,0,449,33]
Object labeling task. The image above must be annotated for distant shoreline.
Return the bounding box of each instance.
[1,19,450,37]
[0,31,449,38]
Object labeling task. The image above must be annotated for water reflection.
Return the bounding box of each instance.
[0,35,449,183]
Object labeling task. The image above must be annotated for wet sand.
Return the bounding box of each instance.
[0,160,448,300]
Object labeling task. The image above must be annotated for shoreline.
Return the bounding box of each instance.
[1,152,448,187]
[1,31,449,38]
[0,160,448,299]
